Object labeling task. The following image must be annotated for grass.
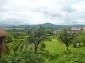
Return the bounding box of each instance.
[45,38,85,54]
[45,38,66,55]
[45,38,85,63]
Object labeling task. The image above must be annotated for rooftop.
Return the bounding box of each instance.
[71,27,82,31]
[0,28,7,37]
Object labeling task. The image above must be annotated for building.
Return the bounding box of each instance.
[70,27,82,33]
[0,28,7,57]
[82,27,85,31]
[0,29,7,37]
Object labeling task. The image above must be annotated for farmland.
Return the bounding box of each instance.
[0,26,85,63]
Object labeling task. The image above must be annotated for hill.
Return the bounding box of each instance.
[0,23,85,29]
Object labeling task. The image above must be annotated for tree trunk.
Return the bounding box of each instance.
[34,44,38,53]
[66,43,69,50]
[66,47,69,50]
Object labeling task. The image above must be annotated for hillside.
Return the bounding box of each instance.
[0,23,85,29]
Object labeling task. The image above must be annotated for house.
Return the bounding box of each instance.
[0,29,7,37]
[0,29,7,57]
[82,27,85,31]
[70,27,82,33]
[54,27,85,34]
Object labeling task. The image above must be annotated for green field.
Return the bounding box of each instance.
[44,38,85,63]
[45,38,66,55]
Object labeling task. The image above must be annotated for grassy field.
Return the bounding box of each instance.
[45,38,66,55]
[45,38,85,54]
[43,38,85,63]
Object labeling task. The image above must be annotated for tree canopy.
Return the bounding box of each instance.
[28,25,53,52]
[58,29,75,50]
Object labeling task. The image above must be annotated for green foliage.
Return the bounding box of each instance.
[0,50,45,63]
[58,29,75,50]
[72,32,85,47]
[28,25,52,52]
[72,38,80,48]
[45,38,85,63]
[54,50,85,63]
[1,28,85,63]
[77,32,85,45]
[6,34,14,43]
[40,42,46,50]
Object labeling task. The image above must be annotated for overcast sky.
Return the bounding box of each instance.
[0,0,85,25]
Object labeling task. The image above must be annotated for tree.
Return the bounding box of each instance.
[58,29,75,50]
[77,32,85,46]
[40,42,46,51]
[6,34,14,43]
[28,25,52,52]
[72,38,80,48]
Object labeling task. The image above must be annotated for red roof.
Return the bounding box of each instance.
[0,28,7,37]
[71,27,81,31]
[82,27,85,30]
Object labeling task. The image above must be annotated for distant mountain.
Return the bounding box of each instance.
[12,23,68,29]
[40,23,67,29]
[0,23,85,29]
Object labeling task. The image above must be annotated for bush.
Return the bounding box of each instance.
[0,50,45,63]
[52,50,85,63]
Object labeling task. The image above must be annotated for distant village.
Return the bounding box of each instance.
[70,27,85,32]
[54,27,85,34]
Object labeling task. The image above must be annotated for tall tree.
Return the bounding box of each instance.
[28,25,52,52]
[58,29,75,50]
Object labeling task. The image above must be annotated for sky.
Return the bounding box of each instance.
[0,0,85,25]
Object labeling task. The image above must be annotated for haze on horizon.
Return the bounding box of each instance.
[0,0,85,25]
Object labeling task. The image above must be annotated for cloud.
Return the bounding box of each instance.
[0,18,24,25]
[0,0,85,25]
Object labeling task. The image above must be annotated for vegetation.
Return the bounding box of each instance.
[28,26,53,52]
[58,29,76,50]
[0,26,85,63]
